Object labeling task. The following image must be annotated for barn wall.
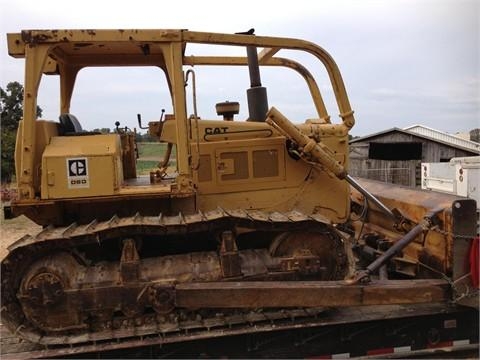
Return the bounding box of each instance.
[421,141,474,162]
[349,132,477,187]
[349,158,419,186]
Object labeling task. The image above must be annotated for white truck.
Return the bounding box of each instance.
[422,156,479,234]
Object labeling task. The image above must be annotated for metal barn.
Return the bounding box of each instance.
[349,125,480,187]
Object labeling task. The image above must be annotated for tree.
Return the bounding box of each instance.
[92,128,111,134]
[1,130,17,182]
[136,131,156,142]
[1,81,43,182]
[470,128,480,143]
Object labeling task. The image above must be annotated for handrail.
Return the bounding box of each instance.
[183,56,330,121]
[185,69,201,170]
[182,31,355,130]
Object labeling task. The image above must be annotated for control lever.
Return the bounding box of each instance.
[137,114,148,129]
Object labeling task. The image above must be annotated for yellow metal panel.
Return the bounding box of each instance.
[15,120,59,198]
[19,44,50,199]
[20,29,183,44]
[43,155,116,199]
[43,134,120,157]
[41,134,123,199]
[7,33,24,58]
[43,57,58,74]
[193,120,349,222]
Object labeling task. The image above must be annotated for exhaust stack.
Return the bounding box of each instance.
[246,45,268,122]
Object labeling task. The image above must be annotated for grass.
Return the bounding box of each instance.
[136,160,177,175]
[137,142,176,158]
[137,142,163,157]
[136,142,176,175]
[136,160,159,175]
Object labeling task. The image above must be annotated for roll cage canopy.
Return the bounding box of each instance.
[7,29,355,199]
[7,29,353,122]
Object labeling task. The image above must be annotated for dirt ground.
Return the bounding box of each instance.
[0,205,41,261]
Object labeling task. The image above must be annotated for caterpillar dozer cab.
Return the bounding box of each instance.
[2,29,477,347]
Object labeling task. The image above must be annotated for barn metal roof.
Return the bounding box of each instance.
[350,125,480,154]
[403,125,480,153]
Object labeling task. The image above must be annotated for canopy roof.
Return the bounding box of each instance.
[7,29,190,67]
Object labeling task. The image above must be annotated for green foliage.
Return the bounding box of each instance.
[1,130,16,182]
[92,128,111,134]
[1,81,23,131]
[470,128,480,143]
[136,132,157,142]
[1,81,43,182]
[1,81,42,130]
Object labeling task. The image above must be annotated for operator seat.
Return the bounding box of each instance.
[59,113,83,134]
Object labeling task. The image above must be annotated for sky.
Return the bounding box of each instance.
[0,0,478,137]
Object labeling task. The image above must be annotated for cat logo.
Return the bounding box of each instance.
[66,157,90,189]
[68,159,87,176]
[205,127,228,135]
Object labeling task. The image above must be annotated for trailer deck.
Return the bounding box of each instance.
[1,303,477,359]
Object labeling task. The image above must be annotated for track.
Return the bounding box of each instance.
[1,208,347,346]
[1,207,470,358]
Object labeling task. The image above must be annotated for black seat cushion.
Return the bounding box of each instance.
[59,113,83,133]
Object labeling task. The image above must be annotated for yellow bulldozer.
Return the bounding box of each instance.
[2,29,477,348]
